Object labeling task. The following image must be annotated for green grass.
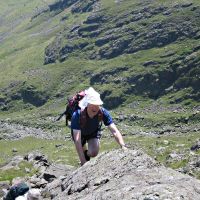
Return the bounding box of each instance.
[126,132,200,168]
[0,136,120,168]
[0,137,77,166]
[1,132,200,182]
[0,161,38,183]
[0,133,199,168]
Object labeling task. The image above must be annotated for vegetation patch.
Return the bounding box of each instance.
[0,161,37,183]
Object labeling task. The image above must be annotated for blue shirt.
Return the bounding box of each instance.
[71,107,113,136]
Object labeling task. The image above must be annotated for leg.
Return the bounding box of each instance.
[87,138,100,158]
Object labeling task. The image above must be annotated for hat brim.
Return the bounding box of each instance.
[87,99,103,106]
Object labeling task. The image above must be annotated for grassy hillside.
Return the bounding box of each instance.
[0,0,199,126]
[0,0,199,112]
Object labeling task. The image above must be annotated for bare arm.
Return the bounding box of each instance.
[72,129,87,165]
[108,123,127,150]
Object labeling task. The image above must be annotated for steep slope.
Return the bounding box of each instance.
[45,1,200,62]
[0,0,199,112]
[1,1,200,194]
[49,149,200,199]
[0,0,95,111]
[44,0,200,106]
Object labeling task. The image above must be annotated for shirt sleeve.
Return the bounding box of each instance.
[71,110,81,130]
[102,108,113,126]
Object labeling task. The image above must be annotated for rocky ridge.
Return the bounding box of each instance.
[56,149,200,200]
[1,149,200,199]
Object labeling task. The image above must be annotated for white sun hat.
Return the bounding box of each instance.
[79,87,103,109]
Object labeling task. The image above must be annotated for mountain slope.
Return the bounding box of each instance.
[44,0,200,106]
[0,0,199,113]
[0,0,200,190]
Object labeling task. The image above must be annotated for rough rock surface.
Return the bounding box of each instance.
[55,149,200,199]
[1,149,200,199]
[0,120,65,140]
[0,151,75,199]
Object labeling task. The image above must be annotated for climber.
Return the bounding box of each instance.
[71,87,127,166]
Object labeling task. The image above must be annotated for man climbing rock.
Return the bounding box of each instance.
[71,87,127,166]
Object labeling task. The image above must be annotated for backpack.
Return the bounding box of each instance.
[56,90,104,128]
[56,91,86,126]
[4,182,29,200]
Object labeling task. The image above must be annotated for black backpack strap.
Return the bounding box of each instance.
[97,108,104,131]
[80,108,87,129]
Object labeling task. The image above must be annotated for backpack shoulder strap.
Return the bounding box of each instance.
[98,107,104,122]
[80,108,104,129]
[80,108,87,129]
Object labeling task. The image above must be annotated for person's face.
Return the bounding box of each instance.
[87,104,100,116]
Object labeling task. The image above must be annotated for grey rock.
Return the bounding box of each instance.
[71,0,99,13]
[181,2,193,8]
[191,141,200,151]
[12,148,18,153]
[55,144,63,148]
[41,179,62,199]
[0,120,62,140]
[50,0,79,12]
[143,60,159,67]
[0,181,10,190]
[43,164,74,180]
[55,149,200,199]
[24,151,48,165]
[42,173,56,182]
[0,181,10,198]
[29,177,41,184]
[84,13,107,24]
[35,179,48,188]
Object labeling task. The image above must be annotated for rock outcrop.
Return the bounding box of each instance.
[0,151,75,199]
[32,0,99,20]
[55,149,200,199]
[1,149,200,199]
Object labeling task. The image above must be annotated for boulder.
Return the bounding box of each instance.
[191,141,200,151]
[41,179,62,199]
[0,181,10,198]
[143,60,160,67]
